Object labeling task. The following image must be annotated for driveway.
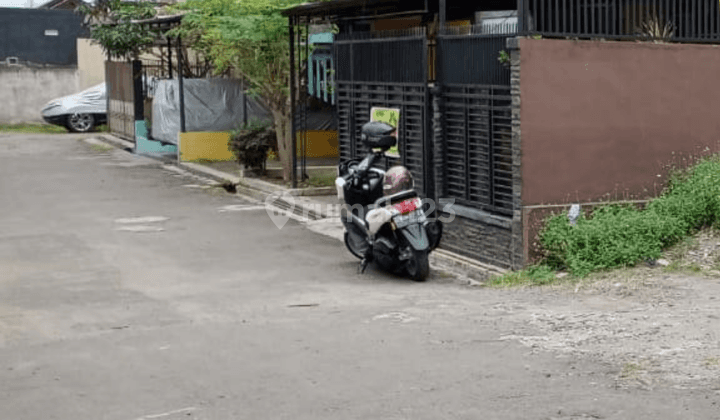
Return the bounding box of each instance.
[0,133,718,420]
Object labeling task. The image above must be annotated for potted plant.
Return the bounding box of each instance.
[229,121,277,176]
[498,50,511,68]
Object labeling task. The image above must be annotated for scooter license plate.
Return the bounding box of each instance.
[393,209,426,229]
[393,198,421,215]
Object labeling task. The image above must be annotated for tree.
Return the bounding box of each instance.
[168,0,314,182]
[81,0,158,60]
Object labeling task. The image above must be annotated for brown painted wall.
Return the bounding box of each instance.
[520,38,720,206]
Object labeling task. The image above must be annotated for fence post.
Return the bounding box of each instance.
[507,36,524,270]
[167,39,173,79]
[432,84,446,201]
[289,17,298,188]
[176,38,186,133]
[132,60,144,124]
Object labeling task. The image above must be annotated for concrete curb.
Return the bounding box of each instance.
[99,134,134,151]
[179,161,334,198]
[91,133,507,283]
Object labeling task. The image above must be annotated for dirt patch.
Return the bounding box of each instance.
[505,278,720,390]
[496,231,720,392]
[662,228,720,275]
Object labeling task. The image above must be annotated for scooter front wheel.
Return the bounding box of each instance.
[406,249,430,282]
[344,229,369,260]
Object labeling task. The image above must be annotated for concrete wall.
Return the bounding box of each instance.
[77,38,106,90]
[179,132,234,162]
[518,38,720,263]
[519,38,720,205]
[0,67,80,124]
[296,131,339,158]
[432,87,523,271]
[0,39,102,124]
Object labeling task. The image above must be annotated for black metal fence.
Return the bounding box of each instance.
[335,28,427,83]
[336,82,429,194]
[334,25,517,212]
[436,25,516,216]
[438,24,517,85]
[441,85,514,216]
[142,58,215,80]
[521,0,720,42]
[334,29,433,198]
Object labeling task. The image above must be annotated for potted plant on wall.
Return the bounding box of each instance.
[498,50,511,68]
[637,14,675,43]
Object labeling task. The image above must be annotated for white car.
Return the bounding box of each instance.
[41,83,107,133]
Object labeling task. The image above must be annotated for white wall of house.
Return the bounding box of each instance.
[0,39,106,124]
[0,67,80,124]
[77,38,106,90]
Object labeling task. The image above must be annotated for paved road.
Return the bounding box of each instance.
[0,133,717,420]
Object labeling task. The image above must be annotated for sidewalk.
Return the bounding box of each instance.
[95,134,507,283]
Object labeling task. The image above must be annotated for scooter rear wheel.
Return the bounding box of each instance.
[406,249,430,282]
[344,229,368,260]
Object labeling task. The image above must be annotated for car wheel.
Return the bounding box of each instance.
[67,113,95,133]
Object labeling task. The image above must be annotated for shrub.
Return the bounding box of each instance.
[539,156,720,277]
[229,121,276,175]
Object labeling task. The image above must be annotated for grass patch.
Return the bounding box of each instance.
[0,123,67,134]
[664,236,698,261]
[307,170,336,188]
[663,260,683,273]
[619,362,646,380]
[262,168,337,189]
[487,265,560,287]
[539,155,720,278]
[663,260,707,275]
[704,357,720,368]
[687,262,703,273]
[192,160,244,175]
[192,158,226,164]
[89,144,114,153]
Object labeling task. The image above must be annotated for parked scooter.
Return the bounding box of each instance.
[335,121,443,281]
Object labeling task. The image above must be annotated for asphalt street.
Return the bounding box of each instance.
[0,133,717,420]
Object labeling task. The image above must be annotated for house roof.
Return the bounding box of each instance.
[281,0,428,19]
[283,0,519,22]
[131,13,184,32]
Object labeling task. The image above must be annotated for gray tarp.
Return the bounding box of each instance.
[151,78,272,144]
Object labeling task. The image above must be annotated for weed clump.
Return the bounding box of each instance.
[539,156,720,277]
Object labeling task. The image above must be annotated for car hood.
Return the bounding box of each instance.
[42,83,107,117]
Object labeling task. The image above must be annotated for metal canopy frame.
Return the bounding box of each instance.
[288,16,312,189]
[134,14,189,134]
[283,0,524,203]
[285,0,443,189]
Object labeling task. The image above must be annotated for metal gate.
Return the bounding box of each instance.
[436,24,517,216]
[334,29,433,198]
[105,60,143,142]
